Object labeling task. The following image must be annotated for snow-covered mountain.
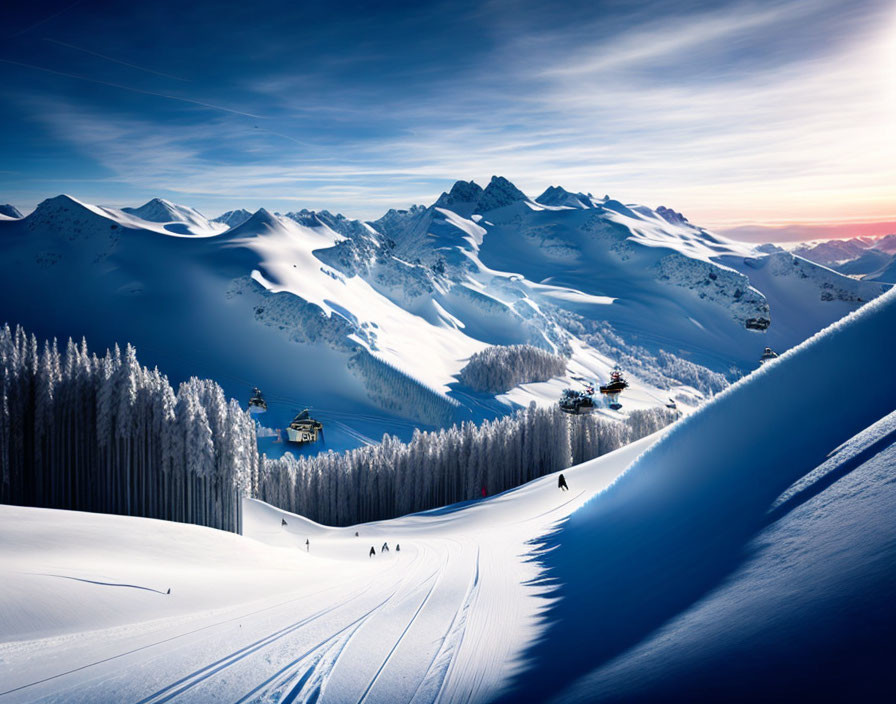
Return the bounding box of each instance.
[0,203,22,220]
[212,208,253,229]
[0,181,888,452]
[120,197,227,236]
[789,234,896,283]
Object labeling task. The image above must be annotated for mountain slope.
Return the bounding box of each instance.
[0,204,22,220]
[1,285,892,704]
[0,184,888,454]
[375,178,886,375]
[503,283,896,703]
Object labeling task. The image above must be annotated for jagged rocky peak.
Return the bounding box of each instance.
[656,205,689,225]
[478,176,528,212]
[436,180,484,208]
[0,204,23,219]
[213,209,253,229]
[433,176,528,214]
[536,185,572,203]
[284,208,322,227]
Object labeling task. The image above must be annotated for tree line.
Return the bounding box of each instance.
[1,325,677,532]
[0,325,256,533]
[258,403,678,526]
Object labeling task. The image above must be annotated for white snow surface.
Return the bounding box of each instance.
[2,286,894,703]
[0,434,656,703]
[0,182,888,452]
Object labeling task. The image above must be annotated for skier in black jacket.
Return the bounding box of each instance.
[558,473,569,491]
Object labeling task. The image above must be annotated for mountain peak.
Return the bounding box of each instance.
[656,205,689,225]
[477,176,528,211]
[435,180,484,208]
[212,209,253,229]
[0,204,23,219]
[227,207,283,235]
[535,186,592,209]
[123,198,204,224]
[433,177,528,214]
[31,194,92,217]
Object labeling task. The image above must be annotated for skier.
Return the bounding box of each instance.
[481,486,487,497]
[396,544,400,553]
[281,518,288,527]
[558,473,569,491]
[369,546,376,558]
[305,538,310,552]
[382,542,389,552]
[166,588,171,595]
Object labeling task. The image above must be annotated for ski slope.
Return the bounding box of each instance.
[1,288,894,702]
[0,434,657,704]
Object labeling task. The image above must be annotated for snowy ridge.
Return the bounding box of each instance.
[0,182,888,452]
[122,197,224,235]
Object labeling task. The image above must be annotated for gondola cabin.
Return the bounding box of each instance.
[248,387,267,414]
[286,409,323,445]
[559,388,596,415]
[599,368,629,410]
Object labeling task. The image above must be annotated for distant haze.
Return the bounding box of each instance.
[718,220,896,244]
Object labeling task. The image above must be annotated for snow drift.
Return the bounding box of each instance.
[503,286,896,702]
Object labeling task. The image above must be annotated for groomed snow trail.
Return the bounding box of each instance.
[0,436,655,704]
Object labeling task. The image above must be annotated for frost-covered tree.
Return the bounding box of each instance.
[0,324,254,533]
[258,403,678,526]
[459,345,567,393]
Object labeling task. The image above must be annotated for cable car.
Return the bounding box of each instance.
[248,387,267,414]
[285,409,323,445]
[599,368,629,410]
[558,388,596,415]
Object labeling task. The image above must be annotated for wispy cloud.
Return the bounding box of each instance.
[0,59,262,118]
[42,38,190,82]
[3,0,894,234]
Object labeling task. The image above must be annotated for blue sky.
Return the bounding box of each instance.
[1,0,894,239]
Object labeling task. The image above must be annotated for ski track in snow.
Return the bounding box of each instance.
[0,433,654,704]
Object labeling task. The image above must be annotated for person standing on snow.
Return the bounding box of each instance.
[558,473,569,491]
[396,544,400,553]
[382,542,389,552]
[369,546,376,558]
[305,538,310,552]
